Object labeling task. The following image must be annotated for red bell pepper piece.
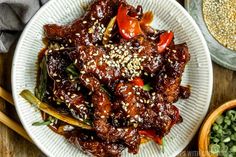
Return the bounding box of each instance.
[117,4,144,39]
[131,77,144,87]
[157,31,174,53]
[139,130,163,145]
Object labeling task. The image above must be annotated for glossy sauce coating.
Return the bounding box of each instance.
[36,0,191,156]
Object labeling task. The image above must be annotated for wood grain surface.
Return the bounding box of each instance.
[0,0,235,156]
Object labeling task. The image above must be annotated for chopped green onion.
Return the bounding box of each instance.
[228,141,234,147]
[223,130,232,135]
[32,120,52,126]
[209,144,220,154]
[232,124,236,131]
[66,64,79,77]
[223,137,231,143]
[224,119,231,125]
[220,142,228,152]
[217,128,223,134]
[209,109,236,156]
[231,133,236,141]
[226,110,236,121]
[161,137,165,153]
[230,145,236,153]
[143,84,152,91]
[213,124,219,131]
[228,154,234,157]
[101,86,111,98]
[216,115,224,124]
[223,123,228,129]
[213,137,220,143]
[35,57,48,101]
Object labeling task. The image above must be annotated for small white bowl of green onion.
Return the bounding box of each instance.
[199,100,236,157]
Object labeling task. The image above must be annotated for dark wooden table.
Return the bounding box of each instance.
[0,0,235,156]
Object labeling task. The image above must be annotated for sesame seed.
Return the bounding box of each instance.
[86,78,90,83]
[74,59,78,64]
[71,94,77,99]
[117,128,122,131]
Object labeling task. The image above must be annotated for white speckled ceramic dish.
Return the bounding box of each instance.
[12,0,213,156]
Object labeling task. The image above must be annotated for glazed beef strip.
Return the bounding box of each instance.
[44,0,123,45]
[69,36,166,88]
[80,74,141,154]
[67,130,125,157]
[69,45,121,87]
[154,43,190,103]
[46,50,90,121]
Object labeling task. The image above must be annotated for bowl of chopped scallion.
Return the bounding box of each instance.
[199,100,236,157]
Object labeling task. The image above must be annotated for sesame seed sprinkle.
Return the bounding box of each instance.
[56,79,61,82]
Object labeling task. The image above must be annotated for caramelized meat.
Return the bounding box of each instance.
[46,50,90,121]
[80,74,140,153]
[53,81,90,121]
[134,37,164,74]
[67,130,125,157]
[154,43,190,103]
[70,46,121,86]
[115,82,142,125]
[44,0,122,45]
[70,38,165,87]
[46,50,71,81]
[36,0,191,156]
[179,86,191,99]
[139,103,181,137]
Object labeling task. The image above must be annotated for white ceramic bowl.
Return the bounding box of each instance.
[12,0,213,156]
